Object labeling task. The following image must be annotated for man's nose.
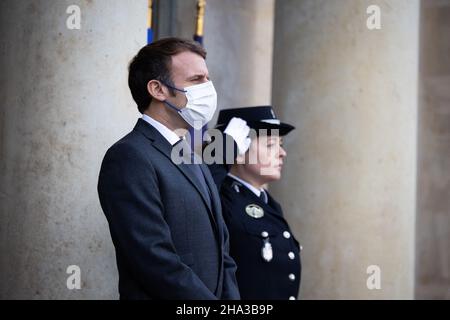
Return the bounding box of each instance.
[279,146,287,158]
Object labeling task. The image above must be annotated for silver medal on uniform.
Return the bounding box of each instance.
[245,204,264,219]
[261,238,273,262]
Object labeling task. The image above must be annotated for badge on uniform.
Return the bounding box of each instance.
[245,204,264,219]
[261,238,273,262]
[231,181,241,193]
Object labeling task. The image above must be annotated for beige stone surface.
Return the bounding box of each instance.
[0,0,145,299]
[271,0,419,299]
[416,0,450,300]
[204,0,275,123]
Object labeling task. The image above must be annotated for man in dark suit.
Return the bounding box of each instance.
[97,38,240,299]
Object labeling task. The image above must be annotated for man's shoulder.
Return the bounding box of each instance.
[104,127,153,162]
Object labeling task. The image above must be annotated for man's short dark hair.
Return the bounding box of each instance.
[128,37,207,114]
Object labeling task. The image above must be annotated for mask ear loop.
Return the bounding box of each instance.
[159,81,187,112]
[160,81,187,93]
[164,100,182,113]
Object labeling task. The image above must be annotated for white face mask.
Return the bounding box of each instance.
[164,81,217,129]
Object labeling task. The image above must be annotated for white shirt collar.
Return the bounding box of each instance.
[142,114,181,146]
[227,173,265,198]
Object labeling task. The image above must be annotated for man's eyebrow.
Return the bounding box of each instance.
[186,73,208,81]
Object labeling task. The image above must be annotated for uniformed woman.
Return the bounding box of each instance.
[212,106,302,300]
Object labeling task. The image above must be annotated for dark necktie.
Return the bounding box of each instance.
[259,190,268,204]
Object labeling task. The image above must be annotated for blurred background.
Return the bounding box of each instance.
[0,0,448,299]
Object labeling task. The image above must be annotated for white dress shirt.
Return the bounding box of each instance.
[142,114,182,146]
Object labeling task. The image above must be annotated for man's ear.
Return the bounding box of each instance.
[147,80,167,102]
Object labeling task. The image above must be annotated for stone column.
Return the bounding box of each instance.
[0,0,146,299]
[416,0,450,299]
[271,0,419,299]
[204,0,275,117]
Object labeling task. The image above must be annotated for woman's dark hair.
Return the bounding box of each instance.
[128,37,207,114]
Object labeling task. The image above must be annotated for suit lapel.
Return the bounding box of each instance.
[134,119,217,227]
[200,164,222,240]
[200,163,225,295]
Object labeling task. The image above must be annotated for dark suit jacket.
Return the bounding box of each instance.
[98,119,240,300]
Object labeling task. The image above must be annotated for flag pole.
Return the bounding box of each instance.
[147,0,154,44]
[193,0,206,45]
[193,0,207,150]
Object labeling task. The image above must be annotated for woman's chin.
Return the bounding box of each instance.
[264,172,282,182]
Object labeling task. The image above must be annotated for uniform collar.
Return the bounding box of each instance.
[223,175,283,219]
[227,173,266,198]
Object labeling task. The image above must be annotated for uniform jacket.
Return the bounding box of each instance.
[219,175,301,300]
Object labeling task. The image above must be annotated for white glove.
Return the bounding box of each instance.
[224,117,252,155]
